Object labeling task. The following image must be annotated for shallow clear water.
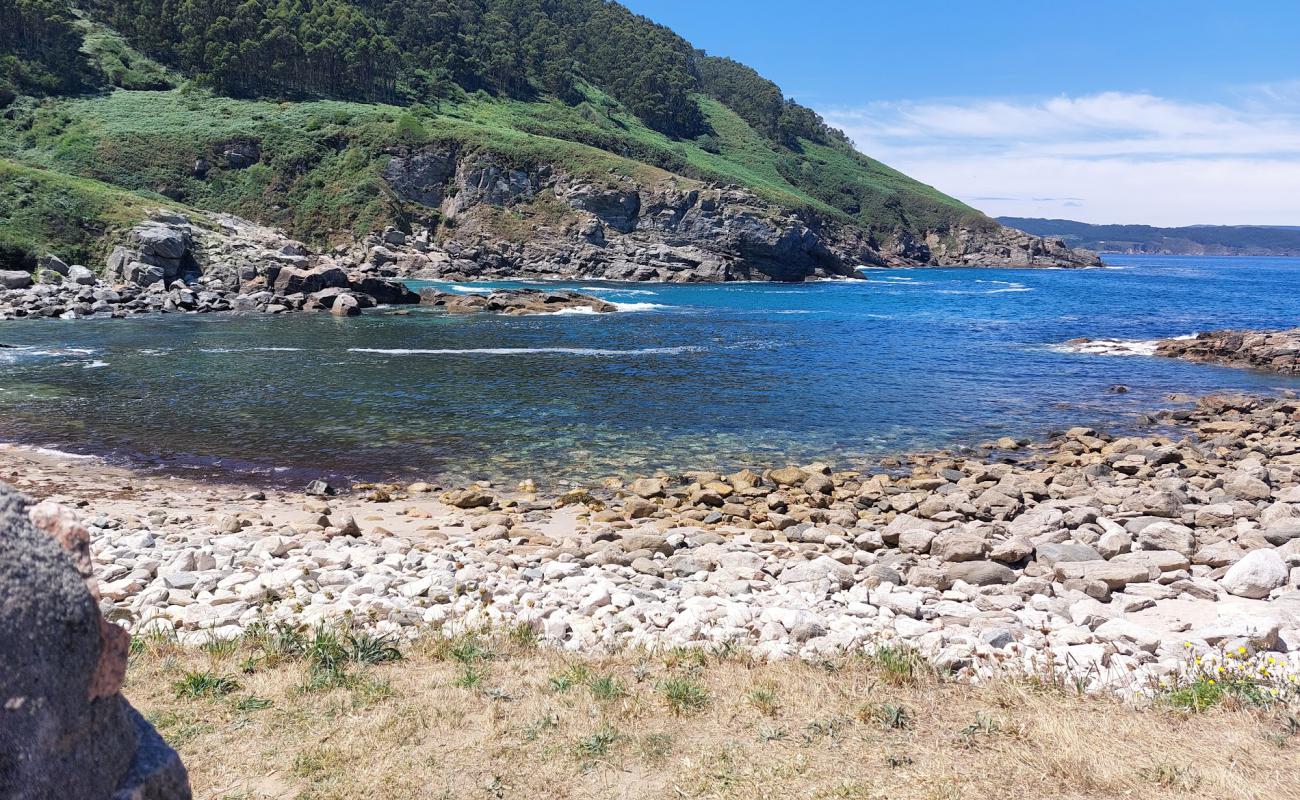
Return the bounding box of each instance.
[2,255,1298,487]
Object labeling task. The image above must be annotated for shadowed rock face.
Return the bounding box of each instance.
[0,485,190,800]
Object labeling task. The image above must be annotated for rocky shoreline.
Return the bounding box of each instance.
[1154,327,1300,374]
[8,392,1300,697]
[1063,327,1300,375]
[0,212,622,321]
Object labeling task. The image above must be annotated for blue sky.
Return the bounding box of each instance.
[621,1,1300,225]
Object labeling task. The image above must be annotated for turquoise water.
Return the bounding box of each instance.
[1,255,1298,487]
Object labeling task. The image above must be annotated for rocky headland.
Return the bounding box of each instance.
[0,161,1103,320]
[9,392,1300,699]
[377,149,1102,283]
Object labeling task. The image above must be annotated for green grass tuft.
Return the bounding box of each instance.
[658,676,709,715]
[172,670,240,699]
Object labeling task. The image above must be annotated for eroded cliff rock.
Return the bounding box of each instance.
[1,212,419,321]
[884,226,1104,269]
[377,146,1101,281]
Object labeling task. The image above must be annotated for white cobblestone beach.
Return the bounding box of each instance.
[8,392,1300,699]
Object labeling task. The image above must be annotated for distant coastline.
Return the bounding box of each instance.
[998,216,1300,257]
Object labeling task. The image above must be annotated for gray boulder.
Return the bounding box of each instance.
[273,266,349,294]
[1135,521,1196,557]
[1220,549,1289,599]
[0,484,190,799]
[0,270,32,290]
[37,254,69,276]
[1035,541,1103,567]
[125,262,166,287]
[779,555,854,592]
[135,224,190,262]
[67,265,96,286]
[944,560,1017,586]
[330,293,361,317]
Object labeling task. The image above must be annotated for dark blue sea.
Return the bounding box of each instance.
[2,255,1298,486]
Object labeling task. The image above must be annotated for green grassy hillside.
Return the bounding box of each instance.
[0,0,991,264]
[0,158,173,268]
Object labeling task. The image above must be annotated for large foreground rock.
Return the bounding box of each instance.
[0,485,190,799]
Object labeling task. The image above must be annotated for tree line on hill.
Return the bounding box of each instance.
[1,0,102,104]
[1,0,843,149]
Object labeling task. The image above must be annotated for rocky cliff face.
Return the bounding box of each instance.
[377,147,1100,282]
[380,149,867,282]
[883,226,1104,269]
[0,484,190,799]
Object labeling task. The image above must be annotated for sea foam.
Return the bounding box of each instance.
[348,346,701,356]
[1050,334,1197,357]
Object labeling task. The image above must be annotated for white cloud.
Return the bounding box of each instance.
[821,90,1300,226]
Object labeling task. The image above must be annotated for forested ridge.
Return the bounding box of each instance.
[37,0,839,147]
[1,0,101,103]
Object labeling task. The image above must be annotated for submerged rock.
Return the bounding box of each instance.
[418,287,616,315]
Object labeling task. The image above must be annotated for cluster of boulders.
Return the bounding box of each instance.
[0,211,637,321]
[1155,328,1300,374]
[0,212,424,321]
[79,393,1300,695]
[0,485,189,799]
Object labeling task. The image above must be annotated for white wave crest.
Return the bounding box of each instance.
[1050,334,1196,357]
[348,346,702,356]
[611,301,669,312]
[578,286,659,296]
[0,443,99,461]
[199,347,305,353]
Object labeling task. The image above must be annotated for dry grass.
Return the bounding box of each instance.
[125,630,1300,800]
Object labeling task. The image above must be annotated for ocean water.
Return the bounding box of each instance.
[1,255,1298,487]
